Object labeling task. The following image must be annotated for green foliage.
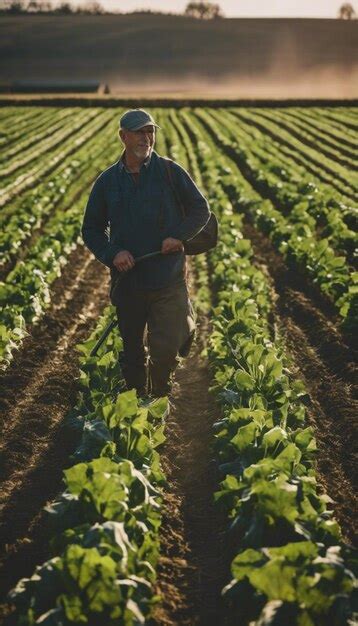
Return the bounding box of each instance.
[4,106,357,624]
[205,214,356,622]
[225,543,355,625]
[0,109,119,367]
[184,1,224,19]
[10,308,168,624]
[195,108,357,334]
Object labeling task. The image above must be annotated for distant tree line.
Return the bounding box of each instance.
[0,0,224,16]
[1,1,356,19]
[0,0,105,14]
[184,2,224,19]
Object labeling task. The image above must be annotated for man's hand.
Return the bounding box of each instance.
[161,237,184,255]
[113,250,135,272]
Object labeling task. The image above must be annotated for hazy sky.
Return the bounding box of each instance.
[95,0,356,18]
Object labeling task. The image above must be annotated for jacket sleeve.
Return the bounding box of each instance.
[168,163,210,242]
[81,175,124,268]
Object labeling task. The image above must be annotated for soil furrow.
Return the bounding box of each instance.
[0,246,110,592]
[242,222,356,378]
[0,420,78,604]
[1,250,95,411]
[153,305,228,625]
[279,317,357,544]
[0,293,98,506]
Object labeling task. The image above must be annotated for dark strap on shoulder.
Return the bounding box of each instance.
[161,157,186,219]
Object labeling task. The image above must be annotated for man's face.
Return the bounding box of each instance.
[120,124,156,160]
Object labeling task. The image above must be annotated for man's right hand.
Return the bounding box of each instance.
[113,250,135,272]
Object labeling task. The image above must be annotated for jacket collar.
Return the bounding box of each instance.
[117,149,155,173]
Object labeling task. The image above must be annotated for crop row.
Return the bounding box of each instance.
[171,113,356,623]
[180,107,357,320]
[0,108,86,176]
[0,108,53,149]
[247,108,358,169]
[0,111,119,226]
[186,110,356,327]
[3,107,357,625]
[215,110,353,203]
[1,106,356,368]
[221,109,355,202]
[286,107,356,152]
[9,308,168,625]
[212,108,357,261]
[0,118,121,368]
[0,109,101,185]
[0,109,77,166]
[216,108,356,207]
[0,112,120,269]
[0,107,52,149]
[208,211,356,625]
[0,109,112,208]
[161,109,356,625]
[281,109,358,152]
[289,107,358,149]
[317,109,358,134]
[228,108,358,191]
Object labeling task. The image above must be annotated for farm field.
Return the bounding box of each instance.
[0,105,357,625]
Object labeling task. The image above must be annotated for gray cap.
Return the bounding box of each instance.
[119,109,161,131]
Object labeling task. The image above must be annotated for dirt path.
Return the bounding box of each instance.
[152,305,229,625]
[0,245,109,606]
[243,222,357,544]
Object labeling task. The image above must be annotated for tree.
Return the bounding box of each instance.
[27,0,40,11]
[6,0,26,12]
[185,2,224,19]
[338,3,356,18]
[54,1,74,13]
[78,0,104,14]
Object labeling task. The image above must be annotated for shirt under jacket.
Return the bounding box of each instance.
[81,149,210,291]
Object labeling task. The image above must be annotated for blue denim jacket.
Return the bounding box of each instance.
[81,150,210,291]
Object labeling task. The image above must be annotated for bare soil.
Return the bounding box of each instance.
[152,312,229,626]
[152,118,232,625]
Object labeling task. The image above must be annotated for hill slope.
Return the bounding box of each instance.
[1,15,357,96]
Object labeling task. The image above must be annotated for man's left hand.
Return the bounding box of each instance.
[161,237,184,254]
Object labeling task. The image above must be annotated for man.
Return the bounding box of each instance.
[82,108,210,398]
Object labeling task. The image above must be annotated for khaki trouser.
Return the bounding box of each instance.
[115,280,196,396]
